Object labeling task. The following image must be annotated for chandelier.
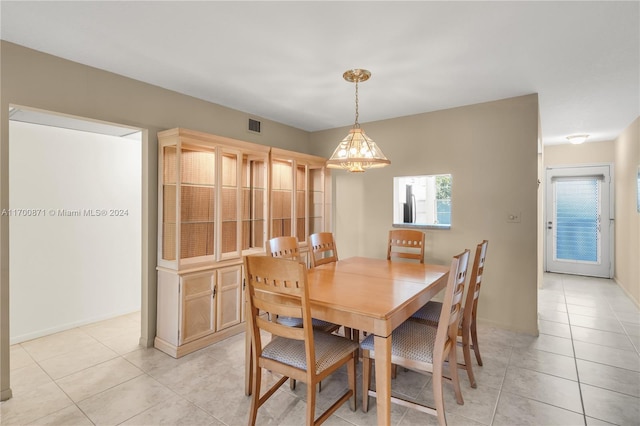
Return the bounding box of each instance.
[326,69,390,172]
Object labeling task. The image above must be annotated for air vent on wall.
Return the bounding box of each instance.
[248,118,261,134]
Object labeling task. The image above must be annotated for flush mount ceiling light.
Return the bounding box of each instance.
[326,69,390,173]
[567,134,589,145]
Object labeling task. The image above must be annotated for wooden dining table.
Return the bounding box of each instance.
[244,256,450,426]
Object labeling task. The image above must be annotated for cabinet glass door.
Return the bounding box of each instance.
[271,160,293,237]
[220,152,239,255]
[162,145,177,261]
[309,167,324,235]
[296,164,307,243]
[242,157,267,250]
[179,146,215,260]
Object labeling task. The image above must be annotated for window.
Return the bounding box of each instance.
[393,174,452,228]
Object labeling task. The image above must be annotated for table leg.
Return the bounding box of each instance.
[244,318,252,396]
[374,334,392,426]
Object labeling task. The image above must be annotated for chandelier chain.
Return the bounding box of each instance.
[354,80,360,127]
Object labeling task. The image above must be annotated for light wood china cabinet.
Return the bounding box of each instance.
[155,128,331,358]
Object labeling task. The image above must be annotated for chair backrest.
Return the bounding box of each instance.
[387,229,425,263]
[244,255,316,370]
[462,240,489,328]
[267,236,300,261]
[309,232,339,267]
[433,249,470,361]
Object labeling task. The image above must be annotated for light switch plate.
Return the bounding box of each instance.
[507,212,521,223]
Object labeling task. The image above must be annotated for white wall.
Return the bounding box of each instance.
[9,121,141,343]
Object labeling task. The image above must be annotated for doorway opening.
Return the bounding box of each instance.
[545,165,613,278]
[8,106,143,343]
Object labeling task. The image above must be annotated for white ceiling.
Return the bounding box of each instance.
[1,1,638,145]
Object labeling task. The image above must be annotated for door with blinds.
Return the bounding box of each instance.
[545,165,612,278]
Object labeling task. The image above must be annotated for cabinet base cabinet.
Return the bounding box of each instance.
[155,265,245,358]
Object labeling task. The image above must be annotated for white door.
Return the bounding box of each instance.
[545,165,612,278]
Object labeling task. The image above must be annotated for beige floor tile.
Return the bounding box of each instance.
[571,325,636,351]
[9,344,36,371]
[623,321,640,337]
[581,383,640,425]
[526,333,574,357]
[569,313,626,334]
[0,382,73,425]
[123,346,183,373]
[566,304,615,318]
[509,348,577,381]
[574,340,640,372]
[56,357,144,402]
[616,311,640,325]
[100,329,143,355]
[502,366,582,413]
[80,315,140,341]
[77,374,174,425]
[576,359,640,397]
[399,408,487,426]
[120,397,223,425]
[26,404,93,425]
[10,363,53,392]
[538,319,572,338]
[37,341,119,380]
[538,309,569,324]
[418,378,501,425]
[20,328,97,362]
[493,391,584,426]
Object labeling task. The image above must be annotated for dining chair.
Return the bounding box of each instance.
[267,236,339,332]
[267,235,302,261]
[309,232,357,342]
[244,255,358,426]
[387,229,426,263]
[309,232,339,267]
[266,236,340,391]
[361,249,470,426]
[410,240,489,388]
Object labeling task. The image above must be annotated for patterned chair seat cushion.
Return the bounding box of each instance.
[410,301,443,323]
[276,316,338,332]
[411,301,463,330]
[262,331,359,374]
[360,320,438,364]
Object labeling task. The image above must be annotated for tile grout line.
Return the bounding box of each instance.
[488,345,512,426]
[561,276,588,426]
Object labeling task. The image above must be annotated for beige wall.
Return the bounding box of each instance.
[545,140,615,166]
[0,41,311,399]
[310,94,540,334]
[614,117,640,305]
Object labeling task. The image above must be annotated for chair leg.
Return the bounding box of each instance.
[432,359,446,426]
[461,329,476,388]
[362,352,372,412]
[391,363,397,379]
[249,365,261,426]
[290,378,296,390]
[448,347,464,406]
[306,379,317,425]
[347,351,357,411]
[471,320,483,366]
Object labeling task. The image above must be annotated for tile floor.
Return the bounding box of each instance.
[2,273,639,425]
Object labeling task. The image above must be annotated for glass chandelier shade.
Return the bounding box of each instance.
[326,126,390,172]
[326,69,390,172]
